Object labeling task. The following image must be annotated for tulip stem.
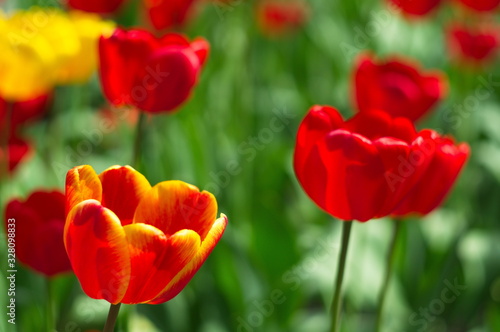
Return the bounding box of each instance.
[46,278,54,332]
[103,303,122,332]
[375,219,402,332]
[132,111,147,169]
[329,220,353,332]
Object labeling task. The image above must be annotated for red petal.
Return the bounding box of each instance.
[67,0,126,13]
[64,200,130,304]
[145,0,196,30]
[190,38,210,67]
[134,46,199,113]
[388,0,442,16]
[324,130,388,221]
[6,192,72,277]
[345,110,417,143]
[393,134,470,215]
[294,105,343,181]
[148,215,227,304]
[120,225,199,304]
[99,28,157,107]
[99,166,151,226]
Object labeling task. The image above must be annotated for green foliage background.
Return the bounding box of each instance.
[1,0,500,331]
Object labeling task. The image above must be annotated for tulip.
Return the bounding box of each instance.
[293,105,469,222]
[353,53,446,122]
[455,0,500,12]
[256,0,309,37]
[0,136,31,175]
[392,130,469,216]
[145,0,197,31]
[99,28,209,113]
[447,23,499,67]
[388,0,442,17]
[5,191,72,276]
[64,165,227,304]
[67,0,127,14]
[0,8,113,100]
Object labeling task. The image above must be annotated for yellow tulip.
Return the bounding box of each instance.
[56,11,115,84]
[0,8,115,101]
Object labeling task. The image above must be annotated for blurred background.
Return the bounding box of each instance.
[1,0,500,331]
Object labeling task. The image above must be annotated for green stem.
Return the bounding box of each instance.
[375,219,402,332]
[103,303,122,332]
[329,220,353,332]
[132,111,147,169]
[46,278,54,332]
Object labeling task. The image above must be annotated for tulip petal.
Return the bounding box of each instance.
[344,110,417,143]
[64,200,130,304]
[148,214,228,304]
[65,165,102,215]
[190,37,210,67]
[120,223,168,304]
[99,166,151,226]
[99,28,157,106]
[159,33,190,47]
[145,0,196,30]
[23,190,65,222]
[294,105,343,178]
[68,0,125,14]
[324,130,388,221]
[394,133,470,215]
[134,181,217,240]
[5,190,72,277]
[121,225,201,304]
[134,47,199,113]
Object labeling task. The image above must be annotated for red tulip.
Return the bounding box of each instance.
[5,190,72,277]
[353,53,446,122]
[455,0,500,12]
[64,165,227,304]
[447,24,499,67]
[0,136,31,175]
[67,0,127,14]
[145,0,197,31]
[293,106,469,222]
[99,28,209,113]
[256,0,309,36]
[0,94,51,133]
[392,130,469,216]
[388,0,442,17]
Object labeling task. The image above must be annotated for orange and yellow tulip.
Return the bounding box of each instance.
[64,165,227,304]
